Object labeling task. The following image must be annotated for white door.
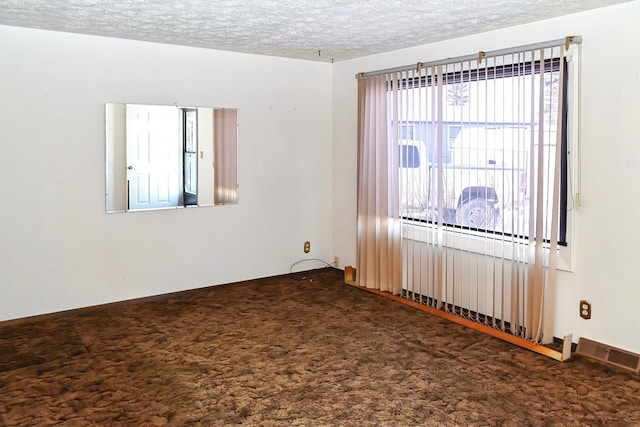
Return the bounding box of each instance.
[126,105,181,210]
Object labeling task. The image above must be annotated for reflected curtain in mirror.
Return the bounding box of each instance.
[214,109,239,205]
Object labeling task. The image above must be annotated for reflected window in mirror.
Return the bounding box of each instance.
[105,103,238,213]
[183,108,198,206]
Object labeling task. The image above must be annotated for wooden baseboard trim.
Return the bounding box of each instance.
[344,267,569,362]
[0,289,204,329]
[0,269,337,329]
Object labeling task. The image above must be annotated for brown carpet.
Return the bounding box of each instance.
[1,267,639,426]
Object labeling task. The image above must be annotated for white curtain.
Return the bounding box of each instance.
[356,74,402,294]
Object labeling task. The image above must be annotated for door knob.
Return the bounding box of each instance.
[128,166,133,170]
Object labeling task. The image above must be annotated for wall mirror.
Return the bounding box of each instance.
[105,103,238,213]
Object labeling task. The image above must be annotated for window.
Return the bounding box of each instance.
[400,124,415,139]
[400,144,420,168]
[182,108,198,206]
[397,48,569,245]
[356,38,579,344]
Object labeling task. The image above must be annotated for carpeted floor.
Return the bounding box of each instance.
[1,267,639,426]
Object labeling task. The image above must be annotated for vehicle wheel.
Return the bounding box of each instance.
[455,198,498,229]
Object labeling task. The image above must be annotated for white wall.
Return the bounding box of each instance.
[0,25,333,321]
[332,1,640,353]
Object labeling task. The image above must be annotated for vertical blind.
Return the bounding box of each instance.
[357,38,579,345]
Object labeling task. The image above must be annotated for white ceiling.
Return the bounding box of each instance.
[0,0,633,62]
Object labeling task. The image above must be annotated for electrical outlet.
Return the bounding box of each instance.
[334,256,339,268]
[303,241,310,253]
[580,300,591,319]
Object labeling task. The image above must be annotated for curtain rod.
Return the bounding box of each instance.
[355,36,582,79]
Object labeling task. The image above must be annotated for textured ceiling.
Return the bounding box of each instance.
[0,0,633,62]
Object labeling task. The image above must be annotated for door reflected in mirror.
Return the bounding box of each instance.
[105,103,238,213]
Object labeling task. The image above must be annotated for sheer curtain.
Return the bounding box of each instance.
[213,109,238,205]
[356,74,402,294]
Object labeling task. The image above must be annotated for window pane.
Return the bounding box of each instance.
[398,57,566,243]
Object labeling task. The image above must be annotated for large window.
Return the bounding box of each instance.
[396,50,568,244]
[356,38,579,344]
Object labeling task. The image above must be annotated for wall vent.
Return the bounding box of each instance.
[575,338,640,373]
